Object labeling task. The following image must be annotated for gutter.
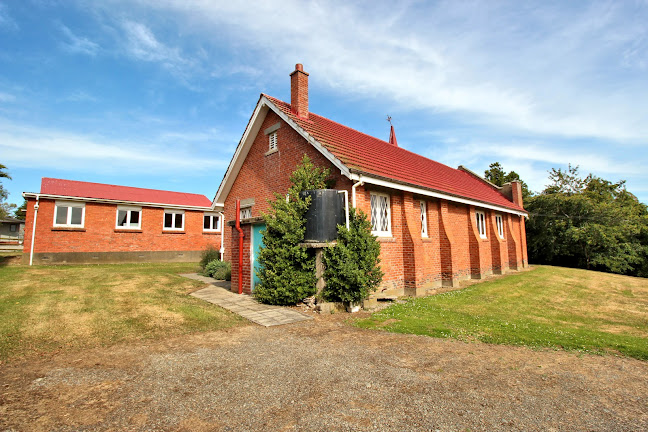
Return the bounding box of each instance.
[351,176,364,208]
[29,195,40,266]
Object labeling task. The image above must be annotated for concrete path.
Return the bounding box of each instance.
[179,273,312,327]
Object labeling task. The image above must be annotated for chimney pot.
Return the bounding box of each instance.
[295,63,303,71]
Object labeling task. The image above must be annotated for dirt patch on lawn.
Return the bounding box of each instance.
[1,312,647,432]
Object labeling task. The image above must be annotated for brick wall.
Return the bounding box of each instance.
[22,198,221,263]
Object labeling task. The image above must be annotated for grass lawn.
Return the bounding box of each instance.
[0,262,244,362]
[356,266,648,360]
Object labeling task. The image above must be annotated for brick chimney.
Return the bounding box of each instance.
[502,180,524,208]
[290,63,309,118]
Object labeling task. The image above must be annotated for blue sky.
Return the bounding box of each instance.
[1,0,647,206]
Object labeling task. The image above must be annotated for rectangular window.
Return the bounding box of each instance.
[163,210,184,230]
[10,224,17,232]
[269,132,278,151]
[370,192,391,236]
[116,206,142,229]
[240,207,252,220]
[420,201,428,237]
[476,211,487,239]
[203,213,221,232]
[495,214,504,239]
[53,201,85,228]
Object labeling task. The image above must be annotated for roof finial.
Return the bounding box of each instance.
[387,115,398,147]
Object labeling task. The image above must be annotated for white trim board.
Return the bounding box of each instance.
[23,192,217,211]
[350,173,528,217]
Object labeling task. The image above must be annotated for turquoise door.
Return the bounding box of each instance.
[251,223,265,291]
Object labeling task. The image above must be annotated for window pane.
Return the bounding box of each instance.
[117,210,128,227]
[204,215,211,229]
[130,211,140,227]
[56,206,68,225]
[164,213,173,228]
[71,207,82,225]
[174,213,183,228]
[215,216,220,230]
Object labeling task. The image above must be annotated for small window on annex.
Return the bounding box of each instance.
[163,210,184,230]
[420,200,428,237]
[54,201,85,228]
[370,192,391,236]
[495,214,504,239]
[10,224,17,232]
[204,213,221,232]
[475,210,487,239]
[116,206,142,229]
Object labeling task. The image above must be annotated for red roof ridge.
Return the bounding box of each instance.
[265,94,501,184]
[261,94,524,213]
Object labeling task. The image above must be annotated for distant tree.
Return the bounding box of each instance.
[0,164,14,219]
[484,162,532,201]
[526,165,648,277]
[13,199,27,220]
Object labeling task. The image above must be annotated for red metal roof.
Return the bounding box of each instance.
[40,178,212,207]
[265,95,524,212]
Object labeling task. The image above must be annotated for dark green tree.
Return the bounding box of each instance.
[13,199,27,220]
[323,208,383,303]
[526,165,648,277]
[254,155,330,305]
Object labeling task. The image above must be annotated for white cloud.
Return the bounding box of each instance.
[0,119,228,175]
[0,92,15,102]
[120,20,194,75]
[103,0,648,142]
[60,24,100,56]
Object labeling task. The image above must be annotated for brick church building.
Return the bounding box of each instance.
[215,64,528,296]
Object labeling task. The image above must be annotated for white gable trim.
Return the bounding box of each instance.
[350,173,528,217]
[213,95,351,206]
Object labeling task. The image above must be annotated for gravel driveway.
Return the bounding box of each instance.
[1,313,647,431]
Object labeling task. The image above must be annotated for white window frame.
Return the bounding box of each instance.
[269,131,278,151]
[475,210,487,239]
[115,206,142,230]
[420,200,428,237]
[203,212,221,232]
[53,200,85,228]
[495,214,504,239]
[163,209,185,231]
[240,207,252,220]
[370,192,391,236]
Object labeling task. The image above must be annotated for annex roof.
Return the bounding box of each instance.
[35,178,212,208]
[263,95,524,213]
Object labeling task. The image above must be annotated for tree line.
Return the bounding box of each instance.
[485,162,648,278]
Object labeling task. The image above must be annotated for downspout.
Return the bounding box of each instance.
[338,190,349,230]
[29,195,40,266]
[235,199,244,294]
[351,176,364,208]
[218,211,225,261]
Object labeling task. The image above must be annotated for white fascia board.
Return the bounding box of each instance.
[22,192,213,211]
[261,96,351,179]
[350,173,528,217]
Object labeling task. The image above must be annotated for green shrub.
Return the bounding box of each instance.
[204,260,231,280]
[254,155,330,305]
[199,246,221,269]
[323,208,383,304]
